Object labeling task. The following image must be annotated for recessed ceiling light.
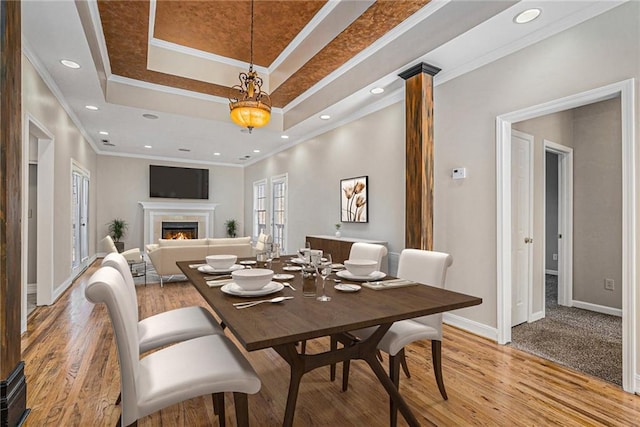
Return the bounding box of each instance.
[281,135,289,139]
[144,145,152,149]
[320,114,331,120]
[142,113,159,120]
[99,131,109,135]
[514,8,541,24]
[60,59,80,69]
[253,149,261,153]
[370,87,384,95]
[213,152,221,156]
[85,105,99,111]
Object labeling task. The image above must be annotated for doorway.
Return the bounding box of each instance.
[71,162,90,277]
[496,80,636,392]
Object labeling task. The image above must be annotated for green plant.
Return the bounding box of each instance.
[335,223,341,230]
[107,218,128,242]
[225,219,238,238]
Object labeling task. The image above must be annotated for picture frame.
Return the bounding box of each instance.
[340,176,368,223]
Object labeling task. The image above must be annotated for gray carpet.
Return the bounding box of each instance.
[510,275,622,386]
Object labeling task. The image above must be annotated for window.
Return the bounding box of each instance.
[253,179,267,240]
[271,174,288,253]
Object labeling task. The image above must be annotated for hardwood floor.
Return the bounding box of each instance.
[22,261,640,426]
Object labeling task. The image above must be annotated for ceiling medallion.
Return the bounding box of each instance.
[229,0,271,134]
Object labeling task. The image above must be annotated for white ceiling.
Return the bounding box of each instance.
[21,0,624,167]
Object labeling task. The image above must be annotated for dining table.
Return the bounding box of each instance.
[177,256,482,427]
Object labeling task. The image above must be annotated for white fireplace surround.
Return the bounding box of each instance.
[139,201,219,246]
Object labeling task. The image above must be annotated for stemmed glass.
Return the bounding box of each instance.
[317,254,332,302]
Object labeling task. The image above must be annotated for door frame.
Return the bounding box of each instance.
[544,141,574,308]
[496,79,636,392]
[510,130,534,326]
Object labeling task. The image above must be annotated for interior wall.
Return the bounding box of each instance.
[572,98,622,309]
[244,103,405,261]
[545,152,559,273]
[514,110,574,314]
[96,156,245,249]
[22,55,98,288]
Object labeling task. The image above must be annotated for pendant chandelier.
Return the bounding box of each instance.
[229,0,271,133]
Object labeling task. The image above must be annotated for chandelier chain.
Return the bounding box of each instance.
[250,0,254,67]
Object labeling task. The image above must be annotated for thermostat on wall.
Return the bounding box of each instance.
[452,167,466,179]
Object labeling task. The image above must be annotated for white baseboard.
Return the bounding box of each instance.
[52,254,98,303]
[635,374,640,394]
[443,313,498,341]
[545,269,558,276]
[27,283,37,294]
[571,299,622,317]
[529,310,545,322]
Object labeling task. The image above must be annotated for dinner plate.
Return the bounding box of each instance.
[330,263,345,269]
[290,257,307,264]
[334,284,361,292]
[336,270,386,282]
[239,260,257,265]
[220,281,284,297]
[273,273,294,280]
[282,265,302,271]
[197,264,244,274]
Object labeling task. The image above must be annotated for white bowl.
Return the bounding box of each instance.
[206,254,237,270]
[232,268,274,291]
[344,259,377,276]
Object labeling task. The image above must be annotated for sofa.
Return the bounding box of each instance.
[146,237,254,284]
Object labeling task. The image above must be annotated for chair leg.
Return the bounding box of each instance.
[389,351,402,427]
[432,340,448,400]
[400,351,411,379]
[212,392,225,426]
[160,276,164,287]
[376,349,384,362]
[330,336,338,381]
[300,340,306,354]
[233,392,249,427]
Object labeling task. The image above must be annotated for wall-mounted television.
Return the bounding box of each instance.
[149,165,209,199]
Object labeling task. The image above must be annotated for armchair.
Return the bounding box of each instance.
[101,235,142,263]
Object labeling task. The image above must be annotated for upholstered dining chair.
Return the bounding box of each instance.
[102,252,225,404]
[340,249,453,426]
[347,242,388,271]
[85,266,261,427]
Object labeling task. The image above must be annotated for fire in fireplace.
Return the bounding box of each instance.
[162,221,198,240]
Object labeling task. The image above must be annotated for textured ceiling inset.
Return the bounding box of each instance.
[97,0,430,109]
[153,1,327,68]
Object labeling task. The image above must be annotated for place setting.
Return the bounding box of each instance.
[335,259,386,282]
[221,268,288,301]
[198,255,245,274]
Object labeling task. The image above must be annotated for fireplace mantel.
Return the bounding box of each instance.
[139,201,219,246]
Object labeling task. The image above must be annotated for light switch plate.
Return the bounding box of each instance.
[452,167,466,179]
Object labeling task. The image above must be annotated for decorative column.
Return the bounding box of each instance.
[0,1,29,425]
[399,62,440,250]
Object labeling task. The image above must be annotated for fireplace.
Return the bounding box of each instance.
[162,221,199,240]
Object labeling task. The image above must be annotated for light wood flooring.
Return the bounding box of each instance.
[22,261,640,426]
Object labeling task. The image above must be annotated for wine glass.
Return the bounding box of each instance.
[298,241,311,263]
[317,254,332,302]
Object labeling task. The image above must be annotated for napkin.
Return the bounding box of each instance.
[361,279,417,290]
[206,278,234,287]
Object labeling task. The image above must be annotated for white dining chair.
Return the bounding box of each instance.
[348,242,388,271]
[341,249,453,426]
[85,266,261,427]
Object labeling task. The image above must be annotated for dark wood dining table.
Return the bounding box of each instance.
[177,256,482,427]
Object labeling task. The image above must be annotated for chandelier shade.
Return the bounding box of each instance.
[228,0,271,133]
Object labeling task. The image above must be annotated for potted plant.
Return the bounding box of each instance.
[335,223,342,238]
[225,219,238,238]
[108,218,128,252]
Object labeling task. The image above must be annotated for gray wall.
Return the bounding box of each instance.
[545,152,558,272]
[96,156,246,250]
[573,98,622,309]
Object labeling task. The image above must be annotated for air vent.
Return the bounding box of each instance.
[103,142,116,147]
[178,148,191,152]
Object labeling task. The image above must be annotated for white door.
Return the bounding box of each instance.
[511,130,533,326]
[71,164,90,275]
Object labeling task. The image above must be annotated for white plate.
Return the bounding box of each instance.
[273,273,294,280]
[239,260,257,265]
[330,263,345,269]
[336,270,386,282]
[198,264,245,274]
[334,284,361,292]
[283,265,302,271]
[290,257,307,264]
[220,281,284,297]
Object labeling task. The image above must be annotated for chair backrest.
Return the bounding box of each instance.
[348,242,388,271]
[102,252,139,324]
[397,249,453,333]
[84,266,140,419]
[101,235,118,253]
[254,232,272,251]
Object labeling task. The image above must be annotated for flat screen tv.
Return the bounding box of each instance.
[149,165,209,199]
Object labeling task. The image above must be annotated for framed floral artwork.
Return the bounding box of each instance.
[340,176,368,223]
